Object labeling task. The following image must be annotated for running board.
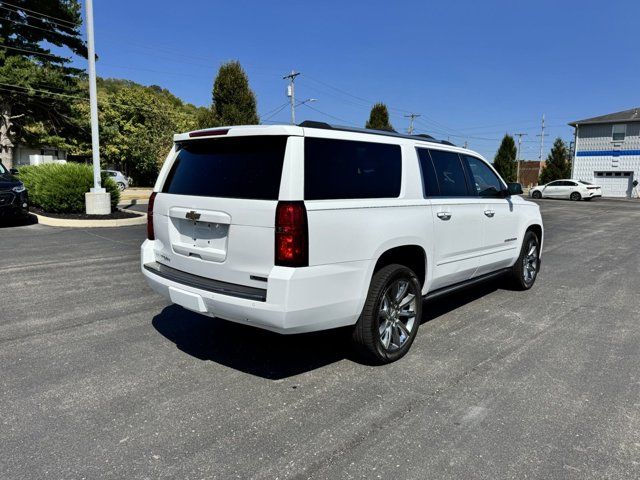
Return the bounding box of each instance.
[423,268,510,301]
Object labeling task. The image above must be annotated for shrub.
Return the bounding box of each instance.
[18,163,120,213]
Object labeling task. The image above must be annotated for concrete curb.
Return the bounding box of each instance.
[34,209,146,228]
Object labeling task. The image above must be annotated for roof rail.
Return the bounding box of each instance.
[298,120,456,146]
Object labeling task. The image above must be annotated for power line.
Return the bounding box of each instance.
[0,43,70,59]
[0,13,80,35]
[0,1,78,27]
[0,83,199,118]
[301,103,356,126]
[261,102,290,122]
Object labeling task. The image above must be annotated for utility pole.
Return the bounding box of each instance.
[404,113,420,135]
[283,70,300,125]
[84,0,110,215]
[536,114,549,178]
[514,133,528,183]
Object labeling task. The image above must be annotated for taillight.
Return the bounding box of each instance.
[188,129,229,138]
[147,192,157,240]
[275,201,308,267]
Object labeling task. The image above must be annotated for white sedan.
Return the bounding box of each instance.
[530,179,602,201]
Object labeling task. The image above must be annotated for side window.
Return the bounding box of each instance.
[547,181,561,187]
[462,155,504,198]
[416,148,439,196]
[304,138,401,200]
[427,149,470,197]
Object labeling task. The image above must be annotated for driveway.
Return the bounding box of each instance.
[1,199,639,479]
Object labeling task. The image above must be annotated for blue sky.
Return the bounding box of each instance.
[81,0,640,160]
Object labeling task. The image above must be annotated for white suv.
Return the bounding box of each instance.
[142,122,543,363]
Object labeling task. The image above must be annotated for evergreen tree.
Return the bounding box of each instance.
[365,102,394,131]
[0,0,87,168]
[539,137,571,184]
[493,134,517,182]
[210,61,259,126]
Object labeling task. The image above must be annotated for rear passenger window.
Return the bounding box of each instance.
[427,149,470,197]
[304,138,401,200]
[417,149,439,196]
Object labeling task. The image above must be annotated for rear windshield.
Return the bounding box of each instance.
[163,136,287,200]
[304,137,401,200]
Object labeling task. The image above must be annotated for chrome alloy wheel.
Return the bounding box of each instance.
[378,279,417,352]
[523,238,539,284]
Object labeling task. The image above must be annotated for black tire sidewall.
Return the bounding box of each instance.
[513,231,540,290]
[367,265,422,363]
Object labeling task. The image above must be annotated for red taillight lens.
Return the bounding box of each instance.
[275,201,308,267]
[147,192,157,240]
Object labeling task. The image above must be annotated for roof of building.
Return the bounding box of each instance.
[568,107,640,126]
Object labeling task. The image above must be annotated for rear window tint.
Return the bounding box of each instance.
[417,148,439,196]
[304,137,401,200]
[163,136,287,200]
[428,149,471,197]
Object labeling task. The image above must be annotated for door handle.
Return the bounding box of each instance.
[484,210,495,217]
[436,212,452,221]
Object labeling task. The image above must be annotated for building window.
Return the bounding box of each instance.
[612,124,626,142]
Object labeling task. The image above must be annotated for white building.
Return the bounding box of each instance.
[569,107,639,197]
[11,145,67,168]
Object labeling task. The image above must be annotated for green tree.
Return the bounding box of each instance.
[209,61,259,126]
[365,102,394,131]
[70,79,202,185]
[539,137,571,184]
[0,0,87,168]
[493,134,517,182]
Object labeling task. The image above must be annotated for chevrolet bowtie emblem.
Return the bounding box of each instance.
[185,210,201,222]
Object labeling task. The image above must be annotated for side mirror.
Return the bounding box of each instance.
[507,182,523,195]
[9,168,19,175]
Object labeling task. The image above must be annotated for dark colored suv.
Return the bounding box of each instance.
[0,162,29,219]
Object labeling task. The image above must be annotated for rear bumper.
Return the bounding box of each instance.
[141,240,369,334]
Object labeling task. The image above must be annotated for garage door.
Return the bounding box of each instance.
[594,172,633,197]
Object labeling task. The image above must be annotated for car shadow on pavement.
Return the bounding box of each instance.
[152,305,352,380]
[153,278,507,379]
[0,213,38,228]
[422,277,503,323]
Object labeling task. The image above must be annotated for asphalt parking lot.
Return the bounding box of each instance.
[1,198,639,479]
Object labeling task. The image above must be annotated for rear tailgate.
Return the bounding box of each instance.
[151,134,294,290]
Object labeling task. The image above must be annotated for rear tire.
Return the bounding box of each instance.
[532,190,542,199]
[570,191,581,201]
[509,230,540,290]
[352,264,422,364]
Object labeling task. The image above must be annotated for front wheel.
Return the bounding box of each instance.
[532,190,542,199]
[352,264,422,364]
[509,230,540,290]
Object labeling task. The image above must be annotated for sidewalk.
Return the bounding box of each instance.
[118,187,152,207]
